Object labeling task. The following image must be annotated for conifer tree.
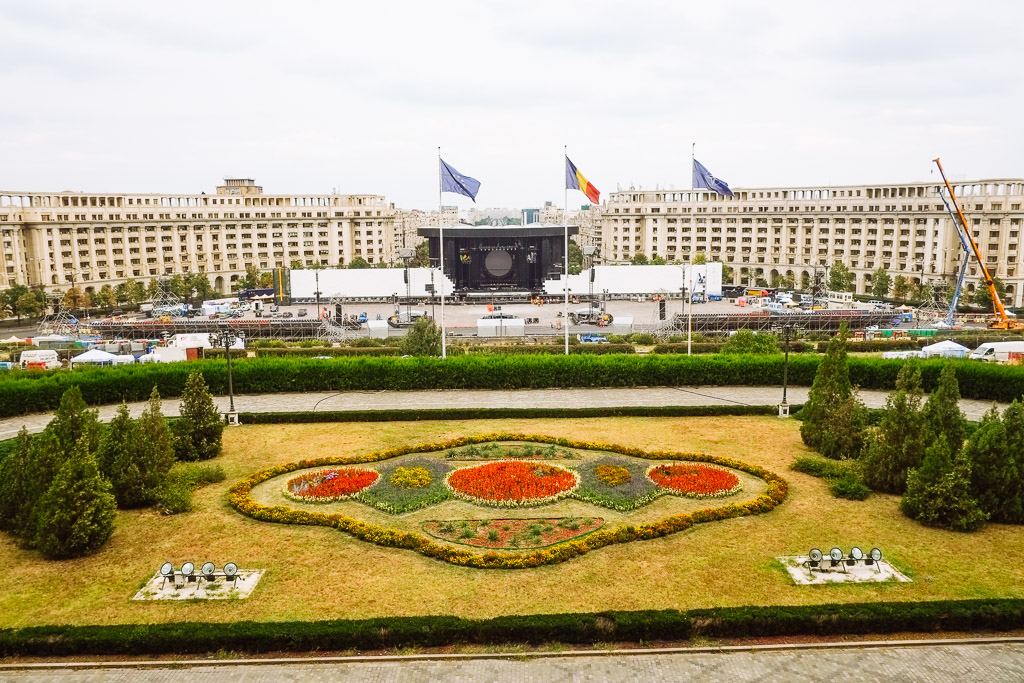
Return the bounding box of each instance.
[800,323,864,457]
[97,390,175,508]
[0,428,36,538]
[172,372,224,461]
[900,434,987,532]
[922,361,965,453]
[47,385,100,458]
[33,439,117,559]
[967,401,1024,524]
[861,362,928,493]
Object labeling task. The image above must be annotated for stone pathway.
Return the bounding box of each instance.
[0,386,1007,439]
[1,641,1023,681]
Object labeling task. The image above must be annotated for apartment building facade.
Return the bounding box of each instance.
[600,179,1024,307]
[0,179,396,294]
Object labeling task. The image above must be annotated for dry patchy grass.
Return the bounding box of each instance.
[1,416,1023,628]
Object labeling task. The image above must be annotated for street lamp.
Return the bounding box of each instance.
[771,322,801,417]
[314,269,322,319]
[209,327,245,423]
[672,263,695,356]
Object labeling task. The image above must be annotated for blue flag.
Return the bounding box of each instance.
[439,158,481,202]
[692,158,734,197]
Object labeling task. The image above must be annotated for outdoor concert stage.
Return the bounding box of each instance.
[418,224,578,294]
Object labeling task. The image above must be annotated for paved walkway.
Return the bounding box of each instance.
[1,641,1022,681]
[0,385,1006,439]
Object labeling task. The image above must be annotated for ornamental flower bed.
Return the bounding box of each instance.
[445,460,580,507]
[423,517,604,549]
[358,457,453,514]
[647,463,742,499]
[229,432,788,569]
[283,467,379,503]
[574,456,661,511]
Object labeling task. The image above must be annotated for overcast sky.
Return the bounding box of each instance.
[1,1,1021,210]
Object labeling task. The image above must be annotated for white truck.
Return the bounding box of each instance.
[968,341,1024,363]
[19,349,62,370]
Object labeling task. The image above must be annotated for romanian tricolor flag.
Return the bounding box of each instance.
[565,156,600,204]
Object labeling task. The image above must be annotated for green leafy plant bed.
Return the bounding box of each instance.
[423,517,605,549]
[445,442,579,460]
[228,434,788,568]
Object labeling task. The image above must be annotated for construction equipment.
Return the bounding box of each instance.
[933,158,1024,330]
[934,182,973,328]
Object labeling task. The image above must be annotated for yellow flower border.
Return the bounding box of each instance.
[227,433,789,569]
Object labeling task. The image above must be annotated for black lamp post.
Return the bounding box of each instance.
[209,328,244,418]
[771,322,801,417]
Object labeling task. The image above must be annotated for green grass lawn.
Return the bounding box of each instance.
[1,415,1022,628]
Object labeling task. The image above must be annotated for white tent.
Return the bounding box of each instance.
[1,336,25,343]
[921,339,970,359]
[70,348,119,366]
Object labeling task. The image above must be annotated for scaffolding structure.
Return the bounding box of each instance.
[37,294,80,337]
[150,277,183,316]
[643,310,898,339]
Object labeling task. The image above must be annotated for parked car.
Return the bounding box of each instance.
[298,308,308,317]
[579,334,608,343]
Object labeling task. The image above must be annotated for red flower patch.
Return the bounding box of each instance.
[647,463,742,498]
[446,460,579,507]
[285,468,379,502]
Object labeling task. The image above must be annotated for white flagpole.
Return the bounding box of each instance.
[438,147,446,359]
[563,146,570,355]
[691,142,695,191]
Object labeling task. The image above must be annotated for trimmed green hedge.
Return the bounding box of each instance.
[0,355,1022,418]
[206,347,401,358]
[456,344,636,355]
[1,599,1023,655]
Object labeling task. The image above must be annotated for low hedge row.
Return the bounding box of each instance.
[455,344,636,355]
[206,347,401,358]
[653,341,814,354]
[227,433,789,568]
[238,404,794,424]
[0,355,1021,418]
[2,599,1023,656]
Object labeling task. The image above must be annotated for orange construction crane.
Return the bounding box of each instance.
[933,158,1024,330]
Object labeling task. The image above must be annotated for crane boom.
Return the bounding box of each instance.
[932,158,1018,328]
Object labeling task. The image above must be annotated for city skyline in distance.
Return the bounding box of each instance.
[1,1,1021,210]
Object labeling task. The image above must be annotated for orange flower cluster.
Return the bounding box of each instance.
[446,461,578,507]
[284,468,378,503]
[227,433,789,569]
[647,463,742,499]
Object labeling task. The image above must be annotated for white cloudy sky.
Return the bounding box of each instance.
[1,1,1021,210]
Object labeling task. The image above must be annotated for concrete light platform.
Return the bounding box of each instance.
[132,569,264,600]
[777,556,912,585]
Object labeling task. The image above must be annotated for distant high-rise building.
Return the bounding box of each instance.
[0,179,396,294]
[599,179,1024,306]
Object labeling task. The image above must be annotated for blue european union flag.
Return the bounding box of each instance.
[693,159,734,197]
[439,158,481,202]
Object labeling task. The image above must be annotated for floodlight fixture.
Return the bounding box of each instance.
[224,562,238,581]
[201,562,216,580]
[869,548,882,562]
[850,547,864,561]
[808,548,823,563]
[181,562,195,582]
[829,548,843,562]
[160,562,175,587]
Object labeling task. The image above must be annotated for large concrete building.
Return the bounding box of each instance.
[0,179,396,294]
[600,179,1024,306]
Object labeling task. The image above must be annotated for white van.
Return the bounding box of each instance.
[19,349,62,370]
[968,341,1024,362]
